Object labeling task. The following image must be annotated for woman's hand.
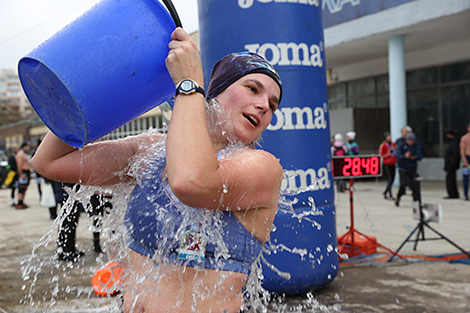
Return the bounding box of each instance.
[166,27,204,88]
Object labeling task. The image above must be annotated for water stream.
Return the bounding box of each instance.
[19,102,337,312]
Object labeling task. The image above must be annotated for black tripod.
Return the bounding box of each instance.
[389,178,470,262]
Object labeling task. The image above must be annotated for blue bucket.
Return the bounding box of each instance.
[18,0,181,148]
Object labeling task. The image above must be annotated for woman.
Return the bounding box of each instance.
[379,131,396,200]
[345,131,359,155]
[31,28,283,312]
[332,133,348,192]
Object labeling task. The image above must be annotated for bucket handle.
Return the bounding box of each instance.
[161,0,183,28]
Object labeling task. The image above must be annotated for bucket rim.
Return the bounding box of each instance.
[18,56,88,148]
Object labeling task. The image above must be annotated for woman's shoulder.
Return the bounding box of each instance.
[232,147,280,161]
[230,148,283,175]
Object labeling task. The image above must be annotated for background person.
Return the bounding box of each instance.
[443,130,460,199]
[6,147,19,207]
[332,133,348,193]
[31,139,44,200]
[15,142,31,209]
[395,132,423,207]
[379,131,396,200]
[43,178,66,220]
[345,131,359,155]
[87,192,113,254]
[57,185,87,262]
[42,179,110,260]
[395,125,413,148]
[31,27,283,312]
[460,122,470,201]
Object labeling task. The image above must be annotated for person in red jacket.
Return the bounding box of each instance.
[379,132,397,200]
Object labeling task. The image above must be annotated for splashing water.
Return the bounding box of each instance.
[20,110,334,312]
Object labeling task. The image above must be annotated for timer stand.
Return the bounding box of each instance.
[332,155,404,260]
[337,178,405,260]
[388,178,470,262]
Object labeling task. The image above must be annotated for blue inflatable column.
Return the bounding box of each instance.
[198,0,338,294]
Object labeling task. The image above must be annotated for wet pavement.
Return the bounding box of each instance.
[0,179,469,312]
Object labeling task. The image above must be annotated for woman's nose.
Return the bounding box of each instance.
[255,98,269,112]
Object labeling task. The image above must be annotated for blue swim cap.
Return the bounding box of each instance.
[206,52,282,103]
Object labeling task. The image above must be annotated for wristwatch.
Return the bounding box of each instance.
[175,79,205,97]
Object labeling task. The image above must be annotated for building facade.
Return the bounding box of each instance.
[323,0,470,179]
[0,69,32,125]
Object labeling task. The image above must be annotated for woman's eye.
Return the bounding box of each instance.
[248,85,257,93]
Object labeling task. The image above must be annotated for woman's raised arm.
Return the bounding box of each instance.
[31,131,152,186]
[164,28,283,211]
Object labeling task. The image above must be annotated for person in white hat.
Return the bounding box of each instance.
[346,131,359,155]
[331,133,348,192]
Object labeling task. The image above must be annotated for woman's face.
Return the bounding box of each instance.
[215,73,281,145]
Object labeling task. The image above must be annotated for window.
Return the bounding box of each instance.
[407,88,439,157]
[327,83,346,109]
[442,84,470,136]
[407,67,438,89]
[347,77,376,108]
[441,61,470,84]
[327,60,470,157]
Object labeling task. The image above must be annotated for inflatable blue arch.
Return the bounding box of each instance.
[198,0,339,294]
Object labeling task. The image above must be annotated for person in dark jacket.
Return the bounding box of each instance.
[395,125,413,150]
[6,148,19,207]
[42,178,68,220]
[443,131,460,199]
[55,183,85,262]
[395,132,423,207]
[46,180,111,260]
[87,192,113,253]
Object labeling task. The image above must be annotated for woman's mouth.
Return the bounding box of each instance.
[243,114,259,127]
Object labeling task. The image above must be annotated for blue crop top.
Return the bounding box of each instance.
[125,153,263,274]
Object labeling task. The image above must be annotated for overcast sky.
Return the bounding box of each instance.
[0,0,199,71]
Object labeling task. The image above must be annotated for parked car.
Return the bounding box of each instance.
[0,151,9,187]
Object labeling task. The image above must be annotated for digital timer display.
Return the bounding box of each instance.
[332,155,383,179]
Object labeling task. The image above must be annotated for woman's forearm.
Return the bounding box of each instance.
[30,132,76,179]
[165,28,221,201]
[31,131,141,185]
[166,93,221,201]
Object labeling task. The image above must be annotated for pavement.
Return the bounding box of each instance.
[0,179,469,312]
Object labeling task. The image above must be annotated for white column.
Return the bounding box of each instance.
[389,34,407,187]
[388,34,407,142]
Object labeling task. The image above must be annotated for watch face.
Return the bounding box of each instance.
[181,80,194,92]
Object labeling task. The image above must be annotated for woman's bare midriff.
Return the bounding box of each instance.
[121,204,276,312]
[122,250,248,313]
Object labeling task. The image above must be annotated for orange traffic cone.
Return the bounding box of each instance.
[91,262,123,297]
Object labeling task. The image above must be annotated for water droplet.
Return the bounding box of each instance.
[332,303,341,311]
